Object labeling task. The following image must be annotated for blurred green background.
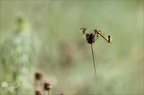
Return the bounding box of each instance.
[0,0,143,95]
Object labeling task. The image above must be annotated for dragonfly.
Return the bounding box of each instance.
[80,28,112,75]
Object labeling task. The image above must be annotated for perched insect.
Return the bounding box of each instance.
[80,28,112,75]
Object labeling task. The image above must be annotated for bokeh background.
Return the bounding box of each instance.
[0,0,143,95]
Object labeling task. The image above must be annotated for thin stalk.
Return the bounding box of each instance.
[48,91,49,95]
[44,91,49,95]
[90,44,96,76]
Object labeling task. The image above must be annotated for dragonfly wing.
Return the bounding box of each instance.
[95,32,99,40]
[80,28,87,34]
[82,34,87,40]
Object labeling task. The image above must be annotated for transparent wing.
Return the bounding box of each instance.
[82,33,87,40]
[80,28,87,34]
[80,28,93,34]
[80,28,91,41]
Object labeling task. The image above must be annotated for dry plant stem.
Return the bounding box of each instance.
[48,91,49,95]
[91,44,96,76]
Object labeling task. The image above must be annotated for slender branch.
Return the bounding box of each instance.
[90,44,96,76]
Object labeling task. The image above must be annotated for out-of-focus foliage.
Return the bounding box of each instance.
[0,16,35,94]
[0,0,143,95]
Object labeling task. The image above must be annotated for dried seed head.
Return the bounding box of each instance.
[86,33,95,44]
[60,93,64,95]
[35,89,43,95]
[35,72,43,81]
[44,81,51,91]
[94,29,98,33]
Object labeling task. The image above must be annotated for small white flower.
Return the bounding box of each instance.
[9,87,15,93]
[1,82,8,88]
